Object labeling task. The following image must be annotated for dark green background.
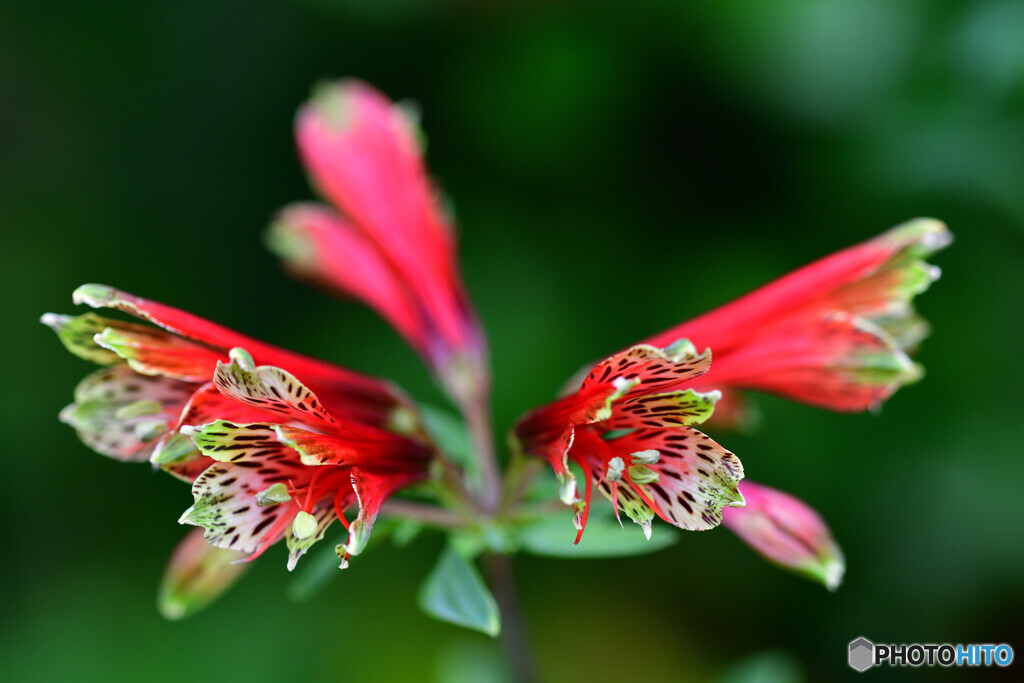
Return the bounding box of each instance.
[3,1,1022,681]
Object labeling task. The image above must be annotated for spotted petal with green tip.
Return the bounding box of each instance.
[60,365,194,460]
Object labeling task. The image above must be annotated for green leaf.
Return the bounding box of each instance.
[718,651,804,683]
[419,404,472,466]
[418,548,500,637]
[518,510,679,558]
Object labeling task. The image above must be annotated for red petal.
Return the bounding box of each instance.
[645,219,949,356]
[74,284,406,424]
[295,81,477,357]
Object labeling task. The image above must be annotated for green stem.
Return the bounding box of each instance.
[379,500,466,528]
[461,393,502,513]
[483,553,540,682]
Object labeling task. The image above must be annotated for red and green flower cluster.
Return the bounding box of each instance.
[45,80,949,623]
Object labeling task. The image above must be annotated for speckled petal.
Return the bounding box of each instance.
[604,427,745,531]
[59,365,194,460]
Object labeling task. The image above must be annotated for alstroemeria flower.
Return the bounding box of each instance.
[44,285,431,571]
[267,80,487,405]
[514,220,948,587]
[180,348,431,569]
[514,340,745,542]
[644,218,952,422]
[722,482,845,591]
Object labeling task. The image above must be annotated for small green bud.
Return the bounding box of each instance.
[292,511,317,540]
[256,483,291,507]
[627,463,660,485]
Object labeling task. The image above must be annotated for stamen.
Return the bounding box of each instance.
[333,489,351,531]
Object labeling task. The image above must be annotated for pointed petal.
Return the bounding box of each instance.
[706,312,920,411]
[187,420,292,464]
[518,342,713,444]
[180,455,303,556]
[212,349,337,428]
[594,480,654,539]
[41,312,123,365]
[579,343,712,419]
[722,481,845,590]
[158,528,250,620]
[606,388,722,430]
[647,219,951,356]
[59,365,194,460]
[71,283,405,414]
[608,427,745,531]
[171,382,275,430]
[152,432,213,483]
[338,467,425,563]
[92,324,224,382]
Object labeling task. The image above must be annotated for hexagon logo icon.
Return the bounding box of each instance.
[849,637,875,672]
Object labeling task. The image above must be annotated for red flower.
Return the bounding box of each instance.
[514,220,948,585]
[514,340,745,542]
[645,219,951,422]
[181,347,430,569]
[267,80,487,405]
[44,285,431,569]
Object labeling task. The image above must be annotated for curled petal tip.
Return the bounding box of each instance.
[72,283,117,307]
[884,218,953,255]
[40,312,65,329]
[821,553,846,591]
[264,212,316,268]
[307,80,360,132]
[226,347,256,371]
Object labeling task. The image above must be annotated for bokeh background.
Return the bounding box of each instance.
[3,1,1023,681]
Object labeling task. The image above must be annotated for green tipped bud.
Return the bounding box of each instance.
[256,483,291,507]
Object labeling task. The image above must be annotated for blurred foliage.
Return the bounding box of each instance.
[3,0,1022,681]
